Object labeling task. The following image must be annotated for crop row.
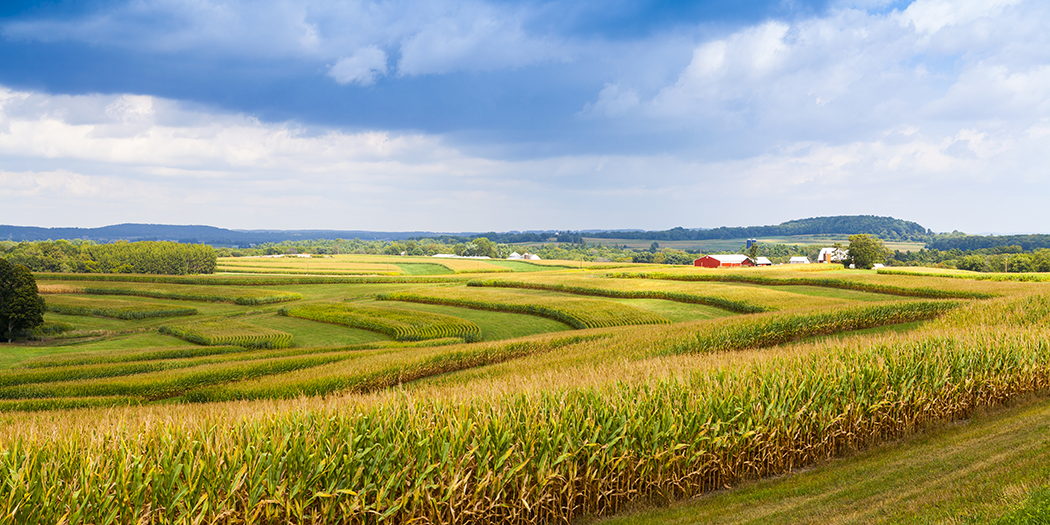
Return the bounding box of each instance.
[186,334,610,402]
[607,271,996,299]
[45,300,198,320]
[467,278,767,313]
[0,351,352,401]
[217,265,402,276]
[279,302,482,343]
[158,319,293,349]
[69,286,302,305]
[15,338,463,371]
[4,302,1050,523]
[34,272,465,286]
[666,301,959,355]
[877,268,1050,282]
[377,288,671,329]
[16,345,249,369]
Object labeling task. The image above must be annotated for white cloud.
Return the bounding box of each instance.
[899,0,1025,35]
[396,3,568,76]
[3,83,1050,233]
[1,0,573,83]
[329,47,389,86]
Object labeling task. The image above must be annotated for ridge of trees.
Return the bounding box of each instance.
[925,233,1050,252]
[573,215,932,242]
[0,240,216,275]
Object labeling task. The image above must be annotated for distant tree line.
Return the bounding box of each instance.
[887,246,1050,273]
[582,216,932,242]
[0,240,216,275]
[925,233,1050,252]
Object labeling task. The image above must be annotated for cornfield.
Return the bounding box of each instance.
[279,302,483,343]
[7,265,1050,523]
[1,301,1049,523]
[377,288,671,329]
[608,270,994,299]
[159,319,294,348]
[467,278,766,313]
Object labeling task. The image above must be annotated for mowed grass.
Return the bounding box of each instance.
[395,262,455,275]
[486,260,565,272]
[596,395,1050,525]
[606,298,738,322]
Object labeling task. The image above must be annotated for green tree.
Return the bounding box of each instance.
[472,237,497,258]
[0,259,46,342]
[845,234,889,270]
[748,242,759,261]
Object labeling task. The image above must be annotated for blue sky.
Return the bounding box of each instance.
[0,0,1046,233]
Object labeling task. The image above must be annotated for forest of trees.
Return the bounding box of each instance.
[0,240,217,274]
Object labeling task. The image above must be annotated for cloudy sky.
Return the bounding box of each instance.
[0,0,1046,233]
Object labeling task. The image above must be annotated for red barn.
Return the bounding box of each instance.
[693,254,755,268]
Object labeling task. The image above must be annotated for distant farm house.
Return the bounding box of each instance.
[753,257,773,266]
[789,256,811,264]
[818,247,848,263]
[693,254,755,268]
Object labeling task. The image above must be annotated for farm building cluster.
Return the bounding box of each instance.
[693,247,853,268]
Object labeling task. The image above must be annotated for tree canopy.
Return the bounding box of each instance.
[0,259,45,342]
[845,234,890,270]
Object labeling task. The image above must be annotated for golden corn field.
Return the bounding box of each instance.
[4,261,1050,523]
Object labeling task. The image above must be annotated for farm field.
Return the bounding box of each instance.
[2,259,1050,522]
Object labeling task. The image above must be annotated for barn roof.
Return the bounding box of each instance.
[698,254,752,264]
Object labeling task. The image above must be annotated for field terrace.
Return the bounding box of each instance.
[1,260,1049,523]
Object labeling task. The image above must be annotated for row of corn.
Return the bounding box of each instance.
[1,302,1047,523]
[279,303,483,343]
